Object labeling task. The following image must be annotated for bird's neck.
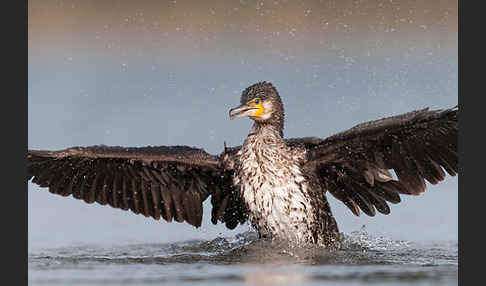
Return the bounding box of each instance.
[241,122,285,166]
[250,121,284,139]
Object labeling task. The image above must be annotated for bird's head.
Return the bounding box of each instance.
[229,82,284,128]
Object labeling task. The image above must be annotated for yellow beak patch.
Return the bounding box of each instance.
[253,104,264,117]
[249,98,264,118]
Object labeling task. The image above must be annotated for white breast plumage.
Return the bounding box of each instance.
[234,127,317,244]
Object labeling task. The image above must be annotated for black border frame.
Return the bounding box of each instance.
[4,0,27,284]
[17,0,470,285]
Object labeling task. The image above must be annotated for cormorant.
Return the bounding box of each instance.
[27,82,458,249]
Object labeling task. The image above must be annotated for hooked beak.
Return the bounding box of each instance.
[229,104,258,120]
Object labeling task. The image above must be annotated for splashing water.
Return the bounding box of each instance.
[29,228,457,285]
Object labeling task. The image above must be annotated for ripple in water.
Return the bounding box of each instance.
[29,227,458,286]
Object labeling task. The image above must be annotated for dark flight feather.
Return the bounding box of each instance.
[27,145,247,229]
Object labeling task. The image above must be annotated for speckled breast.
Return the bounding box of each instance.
[233,134,317,244]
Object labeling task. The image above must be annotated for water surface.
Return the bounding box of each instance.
[29,229,457,286]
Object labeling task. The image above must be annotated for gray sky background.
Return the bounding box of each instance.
[28,0,457,251]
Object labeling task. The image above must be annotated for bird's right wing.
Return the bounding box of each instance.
[28,145,247,229]
[287,106,457,217]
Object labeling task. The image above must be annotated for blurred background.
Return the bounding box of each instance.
[28,0,457,251]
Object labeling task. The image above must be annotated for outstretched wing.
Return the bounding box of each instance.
[289,106,457,217]
[28,145,247,229]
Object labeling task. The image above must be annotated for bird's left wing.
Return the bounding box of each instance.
[288,106,457,217]
[28,145,247,229]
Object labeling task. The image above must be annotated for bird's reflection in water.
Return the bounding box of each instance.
[223,238,332,285]
[243,270,307,286]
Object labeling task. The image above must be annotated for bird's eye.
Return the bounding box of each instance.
[254,99,260,105]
